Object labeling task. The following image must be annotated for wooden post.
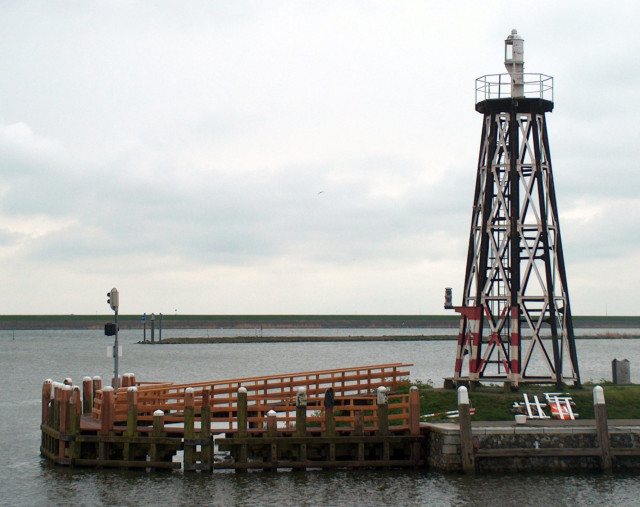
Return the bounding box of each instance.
[236,387,248,473]
[97,385,114,463]
[121,386,137,465]
[69,386,82,461]
[184,387,195,471]
[458,386,475,473]
[42,379,53,426]
[82,377,93,414]
[594,385,613,472]
[355,410,365,461]
[266,409,278,468]
[377,386,389,436]
[150,409,165,467]
[409,386,422,465]
[377,386,390,464]
[295,387,307,437]
[122,372,136,387]
[126,387,138,436]
[92,376,102,406]
[41,379,53,458]
[409,386,420,436]
[323,387,336,438]
[72,386,82,418]
[354,410,364,436]
[53,382,61,431]
[295,387,308,468]
[266,409,277,437]
[59,385,71,432]
[58,385,71,462]
[100,386,114,436]
[237,387,248,438]
[201,389,212,470]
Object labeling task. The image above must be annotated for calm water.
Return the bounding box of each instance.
[2,330,640,506]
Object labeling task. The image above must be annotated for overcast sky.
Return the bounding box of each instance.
[1,1,639,316]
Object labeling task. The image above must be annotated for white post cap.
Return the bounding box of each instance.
[593,385,605,405]
[458,385,469,405]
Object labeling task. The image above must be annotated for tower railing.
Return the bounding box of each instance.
[475,73,554,103]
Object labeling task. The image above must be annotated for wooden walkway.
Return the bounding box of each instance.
[42,363,424,471]
[91,363,412,428]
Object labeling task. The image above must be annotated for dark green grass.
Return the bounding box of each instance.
[397,381,640,421]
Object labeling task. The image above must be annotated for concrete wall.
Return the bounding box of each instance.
[426,422,640,473]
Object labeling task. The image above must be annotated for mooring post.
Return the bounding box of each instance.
[458,386,474,473]
[408,386,422,465]
[409,386,420,436]
[267,409,277,437]
[594,385,613,472]
[100,386,114,437]
[150,409,165,466]
[266,409,278,468]
[92,376,102,406]
[201,389,212,469]
[59,384,71,433]
[52,382,61,432]
[121,386,138,464]
[237,387,248,438]
[98,385,114,462]
[82,377,93,414]
[377,386,389,435]
[122,372,136,387]
[295,387,307,437]
[295,387,308,468]
[322,388,336,462]
[236,387,248,473]
[184,387,196,471]
[323,387,336,438]
[41,379,53,457]
[72,385,82,418]
[58,385,72,462]
[377,385,390,465]
[42,379,52,426]
[69,386,82,461]
[126,387,138,436]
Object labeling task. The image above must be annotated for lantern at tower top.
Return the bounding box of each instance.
[475,29,553,106]
[504,29,524,97]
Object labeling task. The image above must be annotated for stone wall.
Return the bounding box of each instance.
[426,423,640,473]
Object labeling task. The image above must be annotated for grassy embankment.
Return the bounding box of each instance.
[402,382,640,421]
[2,314,639,335]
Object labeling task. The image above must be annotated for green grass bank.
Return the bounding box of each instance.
[1,314,639,330]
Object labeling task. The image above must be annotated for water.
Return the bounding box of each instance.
[2,330,640,506]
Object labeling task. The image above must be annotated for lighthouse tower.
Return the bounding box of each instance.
[447,30,580,387]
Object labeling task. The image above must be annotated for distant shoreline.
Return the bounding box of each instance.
[144,333,640,344]
[1,314,639,331]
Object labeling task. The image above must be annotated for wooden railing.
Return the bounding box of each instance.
[92,363,412,429]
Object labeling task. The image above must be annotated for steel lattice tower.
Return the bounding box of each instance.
[446,30,580,387]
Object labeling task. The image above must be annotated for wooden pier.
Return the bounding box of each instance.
[41,366,640,473]
[41,364,425,471]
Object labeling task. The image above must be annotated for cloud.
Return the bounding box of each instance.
[0,1,638,315]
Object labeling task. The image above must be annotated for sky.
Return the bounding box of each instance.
[1,1,639,316]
